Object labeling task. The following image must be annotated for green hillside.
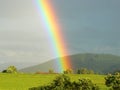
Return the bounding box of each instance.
[20,53,120,74]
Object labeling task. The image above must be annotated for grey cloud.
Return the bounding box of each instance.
[0,0,120,69]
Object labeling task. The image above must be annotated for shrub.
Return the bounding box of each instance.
[72,78,99,90]
[2,66,17,73]
[63,69,73,74]
[29,75,99,90]
[49,69,54,74]
[105,73,120,90]
[77,68,94,74]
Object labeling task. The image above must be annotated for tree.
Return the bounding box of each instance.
[77,68,87,74]
[88,70,94,74]
[105,73,120,90]
[77,68,94,74]
[49,69,54,74]
[63,69,73,74]
[2,66,17,73]
[7,66,17,73]
[2,70,7,73]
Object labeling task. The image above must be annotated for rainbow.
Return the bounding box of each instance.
[35,0,72,72]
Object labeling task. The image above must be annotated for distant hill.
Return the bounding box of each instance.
[20,53,120,74]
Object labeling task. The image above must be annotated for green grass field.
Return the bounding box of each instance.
[0,73,109,90]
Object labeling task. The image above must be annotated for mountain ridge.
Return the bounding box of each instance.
[20,53,120,74]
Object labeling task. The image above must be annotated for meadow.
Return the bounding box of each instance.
[0,73,109,90]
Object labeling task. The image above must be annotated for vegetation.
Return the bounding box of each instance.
[77,68,94,74]
[1,53,120,90]
[105,73,120,90]
[63,69,73,74]
[49,69,54,74]
[2,66,18,73]
[0,73,108,90]
[29,74,99,90]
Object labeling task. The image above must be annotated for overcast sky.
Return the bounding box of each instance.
[0,0,120,69]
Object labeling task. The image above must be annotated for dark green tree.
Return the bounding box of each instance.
[2,70,7,73]
[63,69,73,74]
[77,68,94,74]
[105,73,120,90]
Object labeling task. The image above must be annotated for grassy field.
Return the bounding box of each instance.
[0,73,109,90]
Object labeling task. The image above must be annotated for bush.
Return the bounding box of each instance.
[105,73,120,90]
[49,69,54,74]
[63,69,73,74]
[2,66,17,73]
[72,78,99,90]
[77,68,94,74]
[29,75,99,90]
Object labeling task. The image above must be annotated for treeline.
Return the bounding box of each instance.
[1,65,119,75]
[63,68,94,74]
[35,68,95,74]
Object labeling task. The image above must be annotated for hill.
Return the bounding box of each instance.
[20,53,120,74]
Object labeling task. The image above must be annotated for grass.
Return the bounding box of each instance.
[0,73,109,90]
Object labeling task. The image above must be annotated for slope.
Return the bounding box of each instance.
[20,53,120,74]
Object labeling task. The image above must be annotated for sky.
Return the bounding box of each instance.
[0,0,120,69]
